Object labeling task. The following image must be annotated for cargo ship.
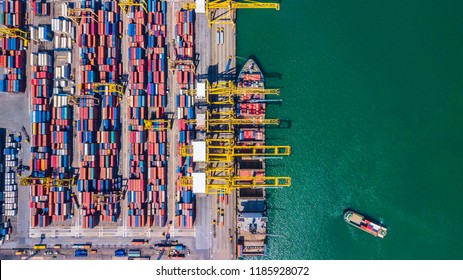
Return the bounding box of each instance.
[236,59,268,256]
[344,210,387,238]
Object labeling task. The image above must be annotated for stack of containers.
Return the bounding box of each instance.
[97,85,121,223]
[0,220,13,242]
[175,10,195,228]
[0,0,25,26]
[0,0,26,93]
[31,0,50,16]
[50,93,73,222]
[0,38,25,92]
[77,0,99,228]
[3,134,18,216]
[29,51,53,227]
[174,10,195,86]
[145,0,168,227]
[127,4,148,228]
[77,0,122,228]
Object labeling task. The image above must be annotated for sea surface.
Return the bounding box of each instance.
[237,0,463,259]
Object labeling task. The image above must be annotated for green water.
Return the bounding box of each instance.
[237,1,463,259]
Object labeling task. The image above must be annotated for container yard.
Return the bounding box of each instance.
[0,0,287,260]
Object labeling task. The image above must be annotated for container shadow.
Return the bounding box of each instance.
[265,119,291,129]
[206,64,218,83]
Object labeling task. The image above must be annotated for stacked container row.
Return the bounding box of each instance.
[0,39,25,93]
[2,135,19,216]
[77,0,122,228]
[0,1,27,94]
[175,10,196,228]
[29,51,54,227]
[31,0,50,16]
[0,0,25,27]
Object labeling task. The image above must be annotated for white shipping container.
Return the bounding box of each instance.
[67,51,72,64]
[30,26,38,41]
[55,66,61,79]
[62,4,68,17]
[54,95,68,107]
[5,209,17,216]
[5,203,18,210]
[4,192,16,198]
[52,18,58,32]
[30,53,38,66]
[5,185,17,191]
[54,36,59,49]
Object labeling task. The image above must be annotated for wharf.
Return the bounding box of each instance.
[0,0,283,261]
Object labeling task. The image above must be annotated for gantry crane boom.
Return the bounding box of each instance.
[180,142,290,162]
[68,95,100,106]
[143,119,172,130]
[93,192,123,203]
[19,177,76,187]
[208,117,280,126]
[183,80,279,104]
[180,176,290,194]
[93,83,125,99]
[182,1,280,27]
[62,5,98,23]
[119,0,147,13]
[0,28,29,47]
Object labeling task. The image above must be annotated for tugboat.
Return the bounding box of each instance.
[344,210,387,238]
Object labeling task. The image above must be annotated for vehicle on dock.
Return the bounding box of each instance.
[115,249,126,257]
[128,249,141,258]
[344,210,387,238]
[74,249,88,257]
[33,244,46,250]
[131,239,149,245]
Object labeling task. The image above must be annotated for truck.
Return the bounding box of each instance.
[128,249,141,258]
[72,243,91,249]
[115,249,126,257]
[131,239,148,245]
[33,244,47,250]
[74,249,88,257]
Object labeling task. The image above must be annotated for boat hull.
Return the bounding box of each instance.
[344,210,387,238]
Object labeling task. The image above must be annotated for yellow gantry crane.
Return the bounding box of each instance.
[143,119,172,130]
[19,177,76,188]
[183,80,279,105]
[180,175,290,194]
[206,110,279,133]
[183,0,280,27]
[118,0,148,13]
[0,28,29,47]
[68,95,100,106]
[180,138,290,163]
[169,59,196,74]
[169,39,196,74]
[92,191,123,203]
[62,4,98,23]
[93,83,125,100]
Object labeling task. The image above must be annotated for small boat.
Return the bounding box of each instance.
[344,210,387,238]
